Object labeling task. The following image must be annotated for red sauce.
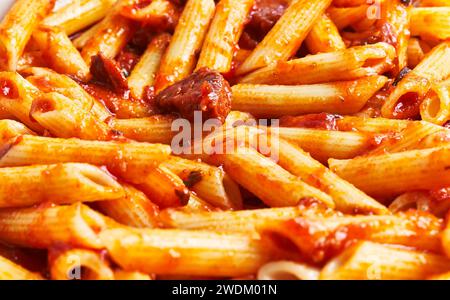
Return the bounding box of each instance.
[116,48,141,76]
[0,79,19,99]
[279,113,342,130]
[393,92,421,119]
[31,98,55,114]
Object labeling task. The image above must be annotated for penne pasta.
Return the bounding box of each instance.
[196,0,254,73]
[128,33,171,99]
[239,43,395,85]
[154,0,215,92]
[0,0,54,71]
[0,163,124,208]
[329,146,450,199]
[420,78,450,126]
[100,227,276,277]
[0,119,35,143]
[0,203,108,249]
[305,14,346,55]
[114,270,152,280]
[49,248,114,280]
[42,0,118,36]
[407,37,431,69]
[236,0,333,75]
[327,5,369,30]
[320,241,450,280]
[257,261,320,280]
[232,76,388,118]
[410,7,450,41]
[96,183,160,228]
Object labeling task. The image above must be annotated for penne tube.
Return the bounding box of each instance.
[0,255,43,280]
[257,261,320,280]
[100,227,276,277]
[72,21,103,50]
[128,33,171,99]
[0,119,35,143]
[111,115,176,144]
[420,78,450,125]
[96,183,160,228]
[120,0,179,28]
[30,92,115,140]
[32,27,90,80]
[381,41,450,119]
[0,163,124,208]
[130,166,190,209]
[236,0,333,75]
[114,270,152,280]
[42,0,118,36]
[211,146,335,208]
[178,193,216,214]
[333,0,379,7]
[232,76,388,117]
[49,248,114,280]
[429,272,450,280]
[305,14,346,55]
[410,7,450,41]
[30,93,116,141]
[0,72,44,132]
[407,37,431,69]
[329,147,450,199]
[327,5,369,30]
[389,191,450,218]
[160,157,243,210]
[443,212,450,258]
[81,1,136,66]
[25,67,111,122]
[0,203,108,249]
[0,135,171,179]
[265,136,388,214]
[196,0,254,73]
[0,0,54,71]
[159,203,336,231]
[320,241,450,280]
[154,0,215,92]
[420,0,450,6]
[260,211,443,263]
[239,43,395,85]
[276,127,378,162]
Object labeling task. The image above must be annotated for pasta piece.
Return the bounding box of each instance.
[128,33,171,99]
[0,0,54,71]
[305,14,345,54]
[81,1,136,66]
[232,76,388,117]
[0,120,35,143]
[32,27,90,80]
[263,136,388,214]
[410,7,450,40]
[0,255,43,280]
[327,5,369,30]
[211,146,335,208]
[320,241,450,280]
[420,0,450,6]
[257,261,320,280]
[96,183,161,228]
[120,0,179,28]
[0,163,124,208]
[111,114,176,144]
[196,0,254,73]
[42,0,118,35]
[160,157,243,210]
[49,248,114,280]
[0,72,44,132]
[335,116,410,133]
[154,0,215,92]
[178,193,216,213]
[0,135,171,179]
[236,0,333,75]
[0,203,108,249]
[407,37,431,69]
[25,67,111,122]
[443,212,450,258]
[420,78,450,125]
[100,227,276,277]
[72,22,103,50]
[240,43,395,85]
[159,203,336,231]
[381,41,450,119]
[30,92,115,140]
[329,147,450,199]
[260,211,443,263]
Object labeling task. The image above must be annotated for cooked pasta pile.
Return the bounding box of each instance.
[0,0,450,280]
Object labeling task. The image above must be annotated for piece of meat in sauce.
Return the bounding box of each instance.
[239,0,288,49]
[90,53,128,93]
[154,68,232,123]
